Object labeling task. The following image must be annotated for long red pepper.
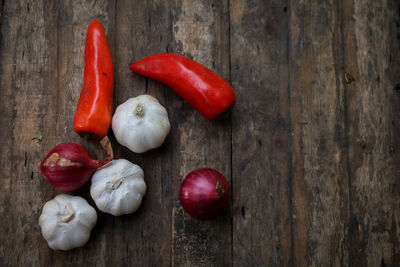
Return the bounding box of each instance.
[73,19,114,139]
[130,53,236,120]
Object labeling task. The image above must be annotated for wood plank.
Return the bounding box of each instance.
[0,1,2,26]
[170,0,232,266]
[288,0,350,265]
[114,0,173,265]
[53,0,115,266]
[230,0,292,265]
[342,0,400,265]
[0,0,58,265]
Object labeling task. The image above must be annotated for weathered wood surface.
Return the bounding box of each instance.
[0,0,399,266]
[231,0,292,265]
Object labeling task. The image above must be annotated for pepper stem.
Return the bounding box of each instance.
[135,104,144,117]
[216,180,225,199]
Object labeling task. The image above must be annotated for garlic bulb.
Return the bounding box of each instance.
[112,95,170,153]
[39,194,97,251]
[90,159,146,216]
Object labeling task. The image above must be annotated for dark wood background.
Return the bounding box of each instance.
[1,0,400,266]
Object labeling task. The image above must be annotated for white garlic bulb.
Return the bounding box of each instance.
[90,159,146,216]
[39,194,97,251]
[112,95,170,153]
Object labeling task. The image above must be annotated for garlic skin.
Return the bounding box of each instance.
[39,194,97,251]
[112,95,170,153]
[90,159,146,216]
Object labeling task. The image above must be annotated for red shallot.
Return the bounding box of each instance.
[40,137,113,191]
[180,168,231,220]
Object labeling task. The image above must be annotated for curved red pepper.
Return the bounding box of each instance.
[130,53,236,120]
[73,19,114,139]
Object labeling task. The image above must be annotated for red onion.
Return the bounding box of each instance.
[180,168,231,220]
[40,137,113,191]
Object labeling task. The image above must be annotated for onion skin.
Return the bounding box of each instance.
[40,143,112,191]
[180,168,231,220]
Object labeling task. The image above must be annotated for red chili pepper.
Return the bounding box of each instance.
[73,19,113,139]
[130,53,236,120]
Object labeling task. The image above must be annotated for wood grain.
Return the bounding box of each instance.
[288,0,350,265]
[230,0,292,265]
[0,0,2,26]
[0,0,59,265]
[343,0,400,266]
[1,0,400,266]
[170,1,232,266]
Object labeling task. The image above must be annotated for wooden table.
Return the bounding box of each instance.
[1,0,399,266]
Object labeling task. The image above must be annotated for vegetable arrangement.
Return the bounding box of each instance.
[38,19,235,250]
